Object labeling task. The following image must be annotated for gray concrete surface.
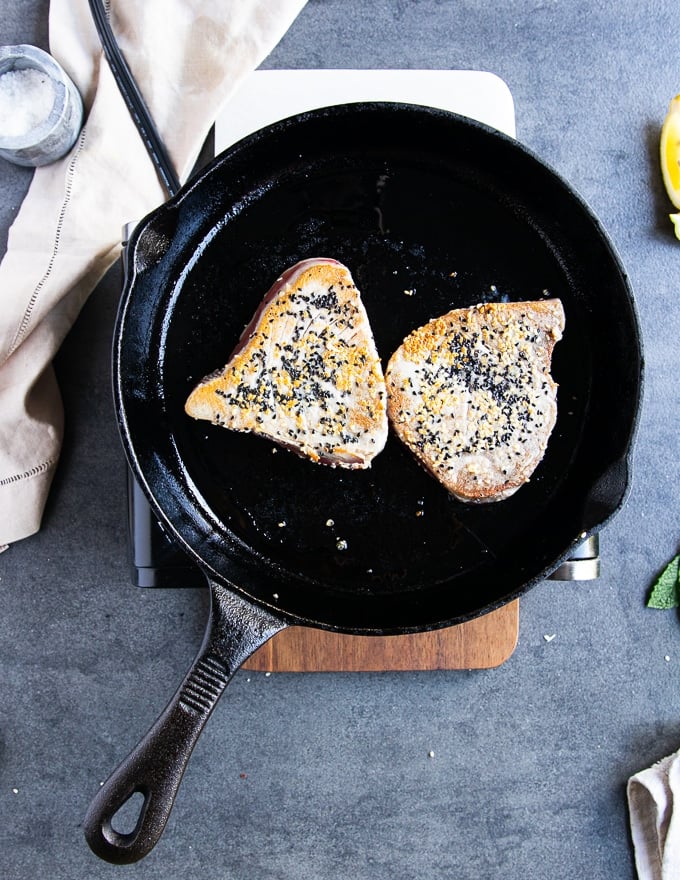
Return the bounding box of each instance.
[1,1,679,878]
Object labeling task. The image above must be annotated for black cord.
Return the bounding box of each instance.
[87,0,181,198]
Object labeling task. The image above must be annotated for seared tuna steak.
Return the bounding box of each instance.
[185,258,388,469]
[385,299,565,501]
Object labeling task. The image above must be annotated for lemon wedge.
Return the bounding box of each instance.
[660,95,680,238]
[661,95,680,206]
[671,213,680,240]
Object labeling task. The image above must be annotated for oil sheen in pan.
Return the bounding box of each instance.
[161,159,587,595]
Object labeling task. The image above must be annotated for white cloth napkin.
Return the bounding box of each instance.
[0,0,307,547]
[628,749,680,880]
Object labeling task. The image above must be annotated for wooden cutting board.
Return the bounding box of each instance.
[243,600,519,672]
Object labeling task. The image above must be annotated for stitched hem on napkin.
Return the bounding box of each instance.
[0,459,58,544]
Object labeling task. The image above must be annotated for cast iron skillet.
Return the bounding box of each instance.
[84,102,642,863]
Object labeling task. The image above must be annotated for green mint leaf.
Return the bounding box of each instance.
[647,555,680,609]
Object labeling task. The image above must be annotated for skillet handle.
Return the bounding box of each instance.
[83,580,286,864]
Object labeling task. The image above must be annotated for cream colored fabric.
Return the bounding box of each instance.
[628,750,680,880]
[0,0,307,546]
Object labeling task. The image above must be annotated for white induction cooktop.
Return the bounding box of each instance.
[214,69,515,153]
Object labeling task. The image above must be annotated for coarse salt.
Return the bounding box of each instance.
[0,68,55,137]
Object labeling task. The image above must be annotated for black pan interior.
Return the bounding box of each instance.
[116,103,642,633]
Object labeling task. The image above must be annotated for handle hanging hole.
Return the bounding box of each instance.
[110,791,146,836]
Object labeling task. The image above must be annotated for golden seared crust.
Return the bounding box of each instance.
[185,259,388,469]
[386,299,565,502]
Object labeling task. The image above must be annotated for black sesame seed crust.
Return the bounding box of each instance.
[385,299,565,502]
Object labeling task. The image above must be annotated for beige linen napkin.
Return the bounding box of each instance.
[0,0,307,547]
[628,749,680,880]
